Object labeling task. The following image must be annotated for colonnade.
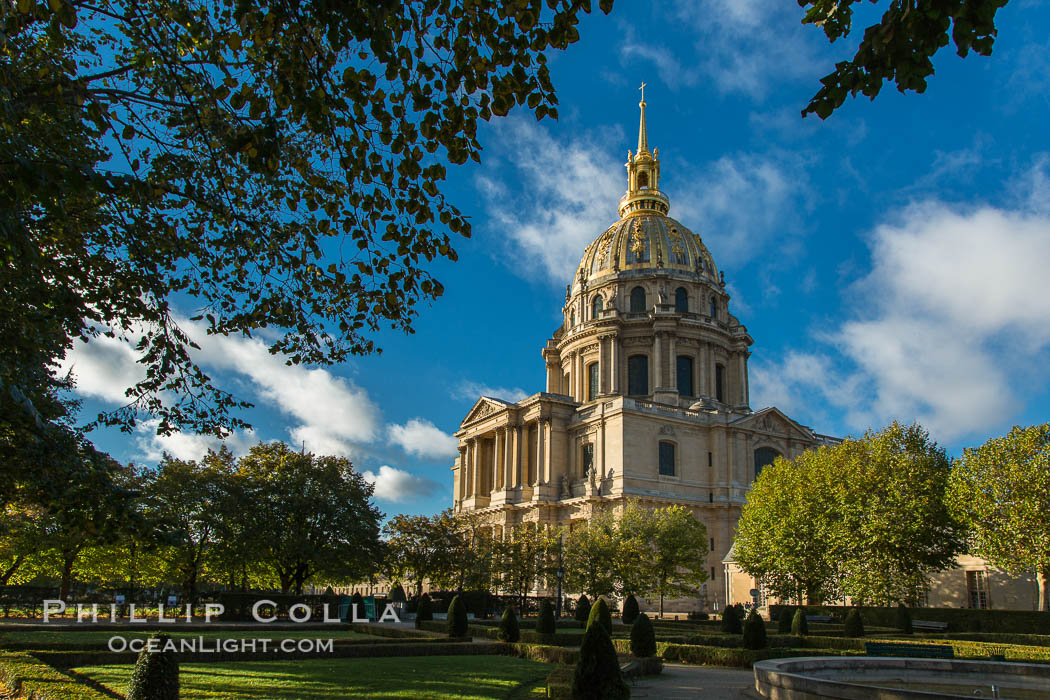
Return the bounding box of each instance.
[458,418,552,501]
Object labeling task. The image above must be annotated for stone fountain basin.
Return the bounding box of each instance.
[753,656,1050,699]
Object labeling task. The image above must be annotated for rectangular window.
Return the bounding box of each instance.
[709,537,715,552]
[628,355,649,396]
[676,355,694,397]
[587,362,599,401]
[658,441,675,476]
[966,570,989,609]
[711,566,716,580]
[715,364,725,403]
[581,443,594,477]
[708,451,713,467]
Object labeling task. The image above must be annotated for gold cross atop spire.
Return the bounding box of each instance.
[637,82,649,154]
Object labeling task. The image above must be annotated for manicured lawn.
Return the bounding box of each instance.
[75,655,551,699]
[0,628,377,646]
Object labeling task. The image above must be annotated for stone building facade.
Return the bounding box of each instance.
[450,95,836,612]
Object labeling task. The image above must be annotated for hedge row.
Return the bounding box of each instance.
[500,642,579,665]
[768,605,1050,634]
[346,623,436,640]
[416,620,603,646]
[0,652,113,700]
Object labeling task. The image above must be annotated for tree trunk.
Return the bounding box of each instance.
[659,592,665,617]
[1,555,25,585]
[59,550,77,599]
[1040,565,1050,612]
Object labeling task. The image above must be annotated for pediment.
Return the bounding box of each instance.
[461,396,513,426]
[731,407,814,441]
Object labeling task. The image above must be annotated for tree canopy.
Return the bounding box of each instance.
[801,0,1010,118]
[949,422,1050,611]
[1,0,614,468]
[735,422,964,605]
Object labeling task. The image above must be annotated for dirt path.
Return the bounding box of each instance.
[628,664,757,699]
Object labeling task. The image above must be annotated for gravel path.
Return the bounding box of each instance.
[628,664,758,699]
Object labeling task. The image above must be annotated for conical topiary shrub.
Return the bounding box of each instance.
[447,594,468,637]
[896,602,913,635]
[777,606,795,634]
[571,620,630,700]
[630,612,656,657]
[844,608,865,638]
[621,594,639,625]
[498,606,520,642]
[742,609,768,650]
[389,583,406,604]
[574,594,591,622]
[720,605,742,634]
[414,593,433,628]
[586,597,612,635]
[126,633,179,700]
[537,599,556,635]
[791,607,808,636]
[351,591,364,618]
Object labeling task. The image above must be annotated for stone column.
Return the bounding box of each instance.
[669,333,677,392]
[495,429,504,490]
[459,446,467,499]
[576,351,584,401]
[654,332,662,391]
[739,353,749,406]
[542,418,552,484]
[612,337,621,394]
[469,439,479,497]
[512,426,521,487]
[536,419,547,485]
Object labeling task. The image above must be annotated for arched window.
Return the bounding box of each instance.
[675,287,688,313]
[630,286,646,313]
[709,295,718,319]
[592,295,603,319]
[627,355,648,396]
[754,447,780,480]
[581,442,595,477]
[638,171,649,189]
[587,362,599,401]
[659,441,676,476]
[715,364,725,403]
[676,355,694,397]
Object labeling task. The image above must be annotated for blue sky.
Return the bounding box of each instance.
[65,0,1050,518]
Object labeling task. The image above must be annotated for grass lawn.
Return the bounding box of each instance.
[74,655,551,699]
[0,628,377,646]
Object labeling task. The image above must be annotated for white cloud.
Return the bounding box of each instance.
[362,465,441,503]
[58,334,144,404]
[476,116,625,283]
[134,419,258,463]
[751,159,1050,442]
[62,316,382,460]
[619,28,699,88]
[664,0,826,99]
[388,418,458,459]
[673,151,813,267]
[452,380,529,403]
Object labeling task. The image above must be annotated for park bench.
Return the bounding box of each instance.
[805,615,834,623]
[865,642,954,659]
[912,619,949,632]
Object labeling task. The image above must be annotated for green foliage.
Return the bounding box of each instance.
[0,651,113,699]
[720,605,742,635]
[742,609,768,650]
[791,608,809,637]
[629,612,657,657]
[799,0,1010,119]
[586,597,612,635]
[844,608,865,638]
[413,595,433,629]
[383,510,464,597]
[571,622,629,700]
[492,523,560,608]
[498,606,520,643]
[777,606,795,634]
[126,634,179,700]
[574,595,591,622]
[0,0,614,457]
[537,599,556,635]
[564,510,619,599]
[447,595,468,638]
[897,603,913,635]
[949,423,1050,611]
[735,422,963,605]
[621,594,639,625]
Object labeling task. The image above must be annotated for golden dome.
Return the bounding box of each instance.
[574,214,720,288]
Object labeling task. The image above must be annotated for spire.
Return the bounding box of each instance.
[637,82,649,154]
[618,83,668,218]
